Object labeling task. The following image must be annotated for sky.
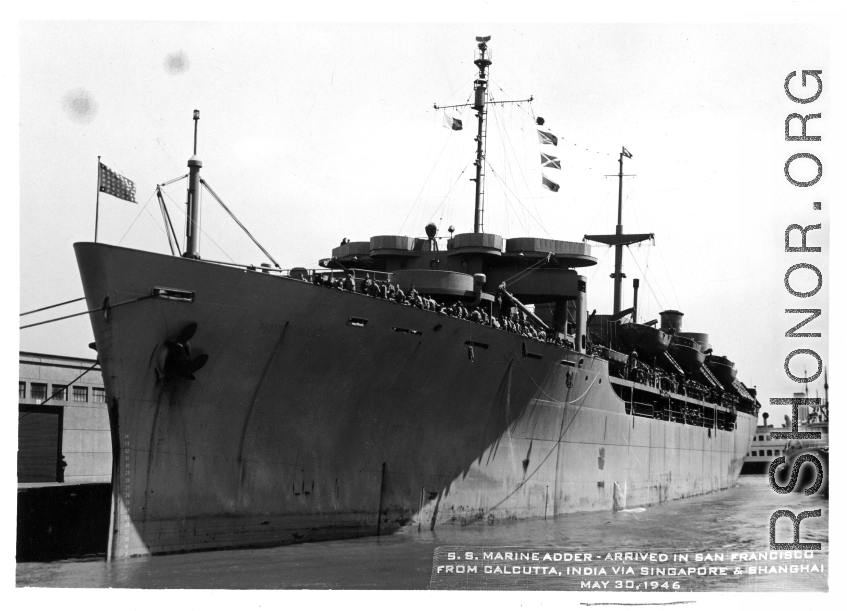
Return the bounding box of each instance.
[4,3,846,606]
[14,20,838,426]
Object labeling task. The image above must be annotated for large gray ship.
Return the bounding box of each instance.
[75,37,759,559]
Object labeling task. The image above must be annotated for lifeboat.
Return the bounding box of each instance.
[668,335,705,373]
[706,354,737,386]
[617,322,672,357]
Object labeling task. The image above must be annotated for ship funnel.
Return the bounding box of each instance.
[762,412,769,427]
[659,310,684,334]
[184,109,202,259]
[632,279,639,323]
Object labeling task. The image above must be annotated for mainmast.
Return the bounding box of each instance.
[471,36,491,234]
[585,147,654,315]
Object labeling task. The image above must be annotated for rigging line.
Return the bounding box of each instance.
[20,360,100,418]
[116,190,157,247]
[586,244,612,286]
[558,135,614,157]
[490,83,536,120]
[503,191,530,235]
[583,182,614,236]
[625,246,666,312]
[489,96,550,238]
[20,294,154,330]
[642,253,675,313]
[489,163,529,235]
[627,244,671,311]
[398,130,457,235]
[487,95,517,233]
[491,100,533,235]
[426,163,471,225]
[625,180,680,308]
[436,79,477,109]
[436,100,469,231]
[486,166,535,233]
[653,242,681,309]
[20,297,85,317]
[201,179,281,268]
[143,199,173,246]
[488,99,529,233]
[160,185,237,264]
[485,163,548,230]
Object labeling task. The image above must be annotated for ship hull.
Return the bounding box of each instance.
[75,243,756,558]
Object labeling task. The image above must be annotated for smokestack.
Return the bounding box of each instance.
[659,310,684,334]
[762,412,769,428]
[632,279,640,323]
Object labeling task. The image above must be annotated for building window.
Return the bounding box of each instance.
[93,387,106,403]
[52,385,68,401]
[766,450,773,456]
[19,381,26,400]
[774,450,780,456]
[30,383,47,402]
[73,386,88,402]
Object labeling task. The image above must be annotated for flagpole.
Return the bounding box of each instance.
[95,156,101,243]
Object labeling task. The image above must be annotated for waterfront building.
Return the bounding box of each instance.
[18,352,110,484]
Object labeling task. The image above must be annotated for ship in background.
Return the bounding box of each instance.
[742,370,828,492]
[75,36,759,559]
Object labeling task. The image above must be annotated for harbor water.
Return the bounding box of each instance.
[16,475,828,590]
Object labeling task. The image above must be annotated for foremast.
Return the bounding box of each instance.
[471,37,491,234]
[184,109,203,259]
[434,36,531,234]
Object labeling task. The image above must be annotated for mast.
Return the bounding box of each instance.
[823,366,829,421]
[433,37,531,235]
[472,36,491,234]
[184,109,203,259]
[585,147,654,315]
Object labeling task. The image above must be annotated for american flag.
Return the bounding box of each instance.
[99,162,137,203]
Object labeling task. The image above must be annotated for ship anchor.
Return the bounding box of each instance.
[156,322,209,381]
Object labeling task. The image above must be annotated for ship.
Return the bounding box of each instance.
[74,36,759,559]
[742,370,828,497]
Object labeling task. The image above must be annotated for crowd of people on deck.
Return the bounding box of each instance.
[298,270,574,347]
